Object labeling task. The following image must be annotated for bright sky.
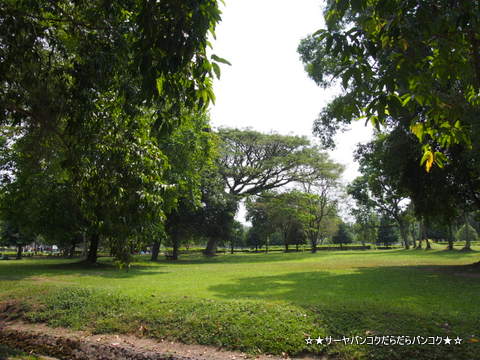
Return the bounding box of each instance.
[209,0,373,183]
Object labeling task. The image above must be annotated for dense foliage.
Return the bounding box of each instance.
[0,0,224,264]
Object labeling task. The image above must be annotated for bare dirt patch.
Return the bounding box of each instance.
[0,322,324,360]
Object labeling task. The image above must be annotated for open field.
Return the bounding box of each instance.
[1,246,479,359]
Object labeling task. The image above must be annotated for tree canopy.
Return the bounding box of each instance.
[298,0,480,171]
[0,0,225,264]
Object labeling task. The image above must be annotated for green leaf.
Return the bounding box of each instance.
[211,54,232,66]
[212,62,221,79]
[156,76,165,95]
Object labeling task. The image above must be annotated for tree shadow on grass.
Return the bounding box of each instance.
[209,266,480,359]
[208,265,480,359]
[0,258,169,281]
[208,265,480,314]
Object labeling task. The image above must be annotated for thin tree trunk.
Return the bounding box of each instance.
[463,213,472,251]
[69,242,76,258]
[284,230,289,252]
[151,240,161,261]
[16,245,23,259]
[311,236,318,253]
[411,224,417,248]
[86,233,99,263]
[447,224,454,251]
[398,220,410,249]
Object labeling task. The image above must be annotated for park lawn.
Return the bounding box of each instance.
[0,245,479,360]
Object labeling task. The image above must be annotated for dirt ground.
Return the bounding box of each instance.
[0,321,325,360]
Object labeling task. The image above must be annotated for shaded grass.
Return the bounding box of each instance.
[0,246,479,359]
[0,344,43,359]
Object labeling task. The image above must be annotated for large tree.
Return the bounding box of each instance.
[296,152,344,252]
[217,129,314,196]
[0,1,224,264]
[298,0,480,236]
[298,0,480,168]
[246,190,307,253]
[348,135,412,249]
[332,222,353,249]
[203,129,333,255]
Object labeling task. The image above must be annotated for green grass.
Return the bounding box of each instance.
[1,244,479,359]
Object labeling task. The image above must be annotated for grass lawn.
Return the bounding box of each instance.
[0,244,479,359]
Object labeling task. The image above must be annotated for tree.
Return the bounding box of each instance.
[229,221,245,254]
[150,110,216,261]
[351,205,379,246]
[204,129,334,255]
[217,129,313,196]
[299,1,480,249]
[298,0,480,171]
[377,217,399,248]
[0,221,33,259]
[246,226,264,252]
[296,153,344,252]
[332,222,353,249]
[348,135,413,249]
[0,1,225,265]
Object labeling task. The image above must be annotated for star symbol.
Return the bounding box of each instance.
[454,336,462,345]
[444,336,452,345]
[316,336,324,345]
[305,337,313,345]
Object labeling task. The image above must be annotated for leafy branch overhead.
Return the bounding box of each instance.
[298,0,480,171]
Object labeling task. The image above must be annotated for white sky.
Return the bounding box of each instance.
[208,0,373,222]
[209,0,372,183]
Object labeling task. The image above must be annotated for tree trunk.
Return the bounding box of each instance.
[416,221,425,249]
[204,237,217,256]
[311,237,317,253]
[463,213,472,251]
[172,234,179,260]
[151,240,161,261]
[411,224,417,248]
[86,233,99,264]
[230,241,234,254]
[447,224,454,251]
[398,220,410,249]
[69,243,76,258]
[425,238,432,250]
[283,230,289,252]
[16,245,23,259]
